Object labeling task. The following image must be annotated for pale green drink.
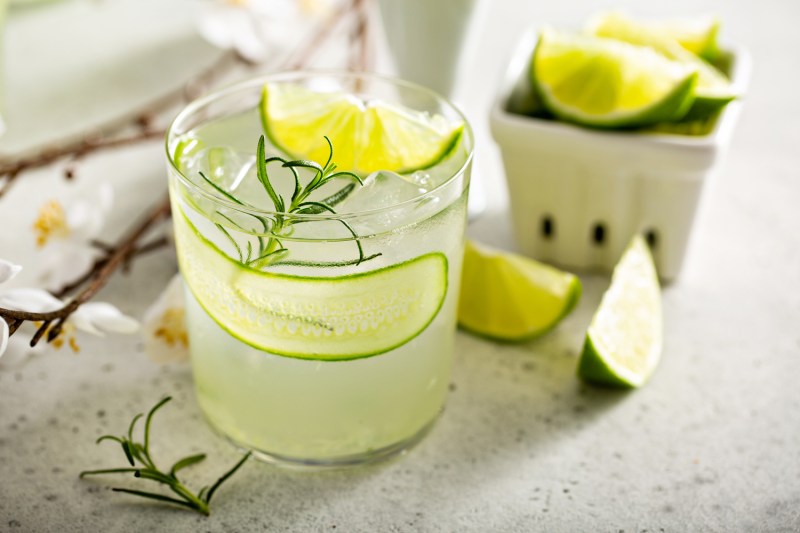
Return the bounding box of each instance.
[166,73,472,466]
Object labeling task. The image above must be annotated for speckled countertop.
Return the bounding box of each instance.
[1,0,799,532]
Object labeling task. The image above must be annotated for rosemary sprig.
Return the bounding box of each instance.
[80,396,251,516]
[207,135,381,268]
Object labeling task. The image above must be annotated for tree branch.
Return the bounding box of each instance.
[0,0,367,348]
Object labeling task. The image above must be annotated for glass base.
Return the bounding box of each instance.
[205,411,442,470]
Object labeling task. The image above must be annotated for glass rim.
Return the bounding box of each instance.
[165,69,474,222]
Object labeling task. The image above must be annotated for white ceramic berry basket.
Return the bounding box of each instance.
[489,30,750,280]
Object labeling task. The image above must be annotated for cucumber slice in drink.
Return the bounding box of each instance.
[172,206,448,361]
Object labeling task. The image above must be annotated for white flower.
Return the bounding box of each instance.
[197,0,329,62]
[0,268,139,366]
[33,184,114,291]
[142,274,189,364]
[0,259,23,359]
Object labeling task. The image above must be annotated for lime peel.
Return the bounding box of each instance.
[531,28,698,128]
[457,240,581,342]
[578,235,662,388]
[587,11,735,112]
[260,83,464,175]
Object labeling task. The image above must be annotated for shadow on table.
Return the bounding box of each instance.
[214,274,631,527]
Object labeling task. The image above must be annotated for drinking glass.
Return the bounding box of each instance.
[166,71,473,467]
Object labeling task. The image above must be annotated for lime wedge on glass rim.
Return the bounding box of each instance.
[457,241,581,341]
[172,206,448,361]
[531,29,698,128]
[260,82,464,174]
[588,12,735,114]
[578,235,662,388]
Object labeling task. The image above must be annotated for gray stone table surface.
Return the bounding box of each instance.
[1,0,799,531]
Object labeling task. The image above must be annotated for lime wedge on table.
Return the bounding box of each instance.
[531,29,697,128]
[458,241,581,341]
[260,82,464,174]
[578,235,662,388]
[589,11,720,61]
[588,12,735,114]
[173,206,448,361]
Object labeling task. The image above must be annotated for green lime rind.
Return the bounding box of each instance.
[174,204,449,361]
[577,235,662,388]
[587,14,735,115]
[260,83,464,175]
[457,241,582,342]
[578,334,640,388]
[458,275,581,343]
[530,31,698,129]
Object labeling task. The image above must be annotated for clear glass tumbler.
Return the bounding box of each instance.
[166,71,473,467]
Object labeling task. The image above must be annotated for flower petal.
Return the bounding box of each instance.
[0,288,63,313]
[0,260,22,284]
[143,274,189,364]
[38,243,98,292]
[197,4,239,50]
[96,183,114,215]
[143,274,185,323]
[72,302,140,336]
[0,319,8,358]
[0,333,43,369]
[197,3,272,62]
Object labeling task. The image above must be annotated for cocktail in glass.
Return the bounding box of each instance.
[166,72,473,467]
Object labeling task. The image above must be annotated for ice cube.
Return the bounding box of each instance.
[184,146,254,193]
[337,171,426,214]
[185,147,304,211]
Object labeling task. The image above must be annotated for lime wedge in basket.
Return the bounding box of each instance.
[173,205,448,361]
[588,11,720,61]
[531,29,698,128]
[588,12,735,113]
[457,240,581,341]
[578,235,662,388]
[260,82,464,174]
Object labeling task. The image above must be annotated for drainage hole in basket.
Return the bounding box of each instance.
[591,223,606,246]
[541,215,555,239]
[645,229,658,249]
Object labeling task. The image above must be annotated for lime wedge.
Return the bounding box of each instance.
[588,12,735,113]
[457,241,581,341]
[260,82,464,175]
[173,205,448,361]
[578,235,662,388]
[589,11,720,61]
[531,29,697,128]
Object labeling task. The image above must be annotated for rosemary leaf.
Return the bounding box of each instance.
[81,396,250,517]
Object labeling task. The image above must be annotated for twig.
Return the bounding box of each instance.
[0,50,248,198]
[0,130,166,195]
[0,0,367,348]
[284,0,352,70]
[348,0,370,72]
[0,197,171,345]
[57,236,171,300]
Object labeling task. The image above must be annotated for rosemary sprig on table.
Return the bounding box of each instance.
[200,135,381,268]
[80,396,250,516]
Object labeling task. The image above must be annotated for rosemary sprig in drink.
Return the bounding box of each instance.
[80,396,250,516]
[201,135,380,268]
